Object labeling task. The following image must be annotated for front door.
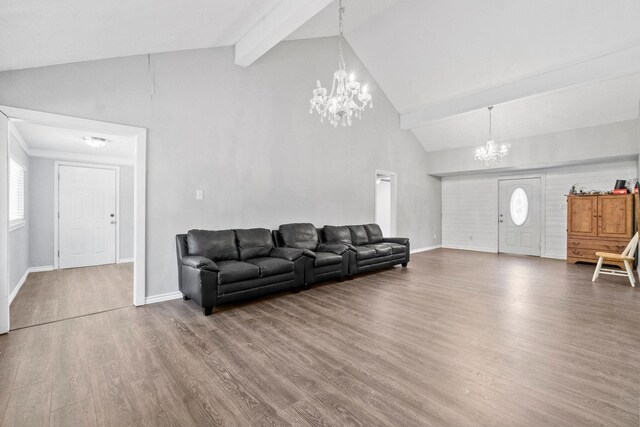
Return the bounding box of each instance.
[58,165,116,269]
[498,178,541,256]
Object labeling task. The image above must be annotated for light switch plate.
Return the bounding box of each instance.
[196,190,204,200]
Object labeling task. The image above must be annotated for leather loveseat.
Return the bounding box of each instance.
[176,228,307,315]
[322,224,410,275]
[272,223,350,286]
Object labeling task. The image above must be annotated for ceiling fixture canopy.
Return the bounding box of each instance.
[475,106,509,165]
[309,0,372,127]
[83,136,109,148]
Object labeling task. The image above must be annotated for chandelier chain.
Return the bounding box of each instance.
[337,0,345,71]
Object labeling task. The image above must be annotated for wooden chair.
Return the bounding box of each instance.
[592,232,639,287]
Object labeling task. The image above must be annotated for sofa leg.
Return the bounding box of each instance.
[183,295,190,301]
[402,262,408,267]
[202,306,214,316]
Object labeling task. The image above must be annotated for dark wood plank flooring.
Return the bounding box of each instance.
[10,263,132,330]
[1,249,639,426]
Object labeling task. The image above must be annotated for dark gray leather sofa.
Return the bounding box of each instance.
[272,223,349,286]
[322,224,410,275]
[176,228,307,315]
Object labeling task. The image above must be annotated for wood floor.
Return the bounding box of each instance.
[10,263,132,330]
[1,249,639,426]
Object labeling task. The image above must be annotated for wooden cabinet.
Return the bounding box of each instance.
[567,194,634,269]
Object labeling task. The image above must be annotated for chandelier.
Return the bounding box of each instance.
[309,0,372,127]
[475,106,509,165]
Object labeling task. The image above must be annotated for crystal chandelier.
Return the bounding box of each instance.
[475,106,509,165]
[309,0,372,127]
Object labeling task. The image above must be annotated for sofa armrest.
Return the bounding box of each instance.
[316,243,349,255]
[382,237,409,245]
[271,247,316,261]
[182,255,220,272]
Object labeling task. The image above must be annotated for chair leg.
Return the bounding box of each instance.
[592,257,604,282]
[623,260,636,287]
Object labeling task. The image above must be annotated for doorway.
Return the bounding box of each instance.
[0,106,147,334]
[498,177,541,256]
[375,170,397,237]
[57,164,118,269]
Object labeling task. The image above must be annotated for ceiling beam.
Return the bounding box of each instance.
[235,0,333,67]
[400,43,640,130]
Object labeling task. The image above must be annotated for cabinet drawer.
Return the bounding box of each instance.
[567,239,627,252]
[567,247,599,259]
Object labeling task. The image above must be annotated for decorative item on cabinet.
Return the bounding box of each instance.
[567,194,635,269]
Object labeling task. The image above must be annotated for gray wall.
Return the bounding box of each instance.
[0,38,441,298]
[28,158,134,267]
[8,137,29,296]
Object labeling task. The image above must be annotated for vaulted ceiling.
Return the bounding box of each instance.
[2,0,640,153]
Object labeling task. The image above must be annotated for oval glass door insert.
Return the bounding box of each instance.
[509,187,529,226]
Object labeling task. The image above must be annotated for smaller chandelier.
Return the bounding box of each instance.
[309,0,372,127]
[475,106,509,165]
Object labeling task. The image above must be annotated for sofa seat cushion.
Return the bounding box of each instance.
[385,242,406,254]
[365,244,393,257]
[246,257,294,277]
[314,252,343,267]
[353,246,376,260]
[217,260,260,284]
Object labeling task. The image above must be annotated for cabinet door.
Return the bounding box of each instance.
[598,195,633,238]
[567,196,598,237]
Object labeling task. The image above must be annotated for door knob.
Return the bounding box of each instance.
[110,221,116,224]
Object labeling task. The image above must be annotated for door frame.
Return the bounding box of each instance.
[0,106,147,334]
[374,169,397,236]
[54,162,121,270]
[497,174,546,256]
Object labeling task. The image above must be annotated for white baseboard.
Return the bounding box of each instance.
[29,265,54,273]
[9,269,29,304]
[441,244,497,253]
[118,257,134,264]
[411,245,441,254]
[145,291,182,305]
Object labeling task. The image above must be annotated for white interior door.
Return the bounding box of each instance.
[59,165,116,269]
[375,175,392,236]
[498,178,541,256]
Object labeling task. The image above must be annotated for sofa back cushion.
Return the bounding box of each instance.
[348,225,369,245]
[364,223,384,243]
[187,229,238,261]
[235,228,274,260]
[279,223,318,250]
[323,225,352,244]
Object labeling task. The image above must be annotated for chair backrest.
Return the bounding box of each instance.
[622,232,639,258]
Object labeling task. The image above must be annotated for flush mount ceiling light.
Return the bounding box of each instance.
[474,106,509,165]
[83,136,109,148]
[309,0,372,127]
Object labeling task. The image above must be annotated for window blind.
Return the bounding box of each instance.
[9,158,25,223]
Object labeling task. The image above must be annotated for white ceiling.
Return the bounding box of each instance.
[12,120,136,160]
[413,73,640,152]
[0,0,280,71]
[3,0,640,153]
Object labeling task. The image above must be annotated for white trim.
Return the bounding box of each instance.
[374,169,398,237]
[8,268,28,304]
[29,265,54,272]
[54,162,120,270]
[145,291,182,305]
[410,245,441,254]
[8,121,30,156]
[0,106,147,334]
[29,149,134,166]
[118,257,134,264]
[8,221,25,232]
[441,244,498,253]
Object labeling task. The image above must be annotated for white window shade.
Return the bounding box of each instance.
[9,158,25,225]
